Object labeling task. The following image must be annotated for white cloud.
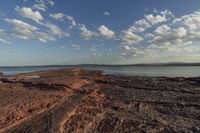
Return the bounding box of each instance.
[144,10,173,25]
[98,25,115,39]
[35,31,55,42]
[145,14,167,25]
[49,13,65,20]
[5,18,37,40]
[11,49,19,53]
[0,29,4,33]
[173,11,200,30]
[66,16,76,27]
[121,9,173,40]
[174,27,187,38]
[15,7,43,23]
[72,44,80,50]
[140,25,200,59]
[89,46,98,56]
[104,12,110,16]
[4,6,200,61]
[5,18,38,31]
[120,9,173,47]
[48,0,54,6]
[33,1,46,11]
[60,46,66,49]
[5,18,55,42]
[43,22,69,38]
[189,31,200,41]
[120,9,200,60]
[122,46,144,57]
[79,25,98,40]
[0,38,11,44]
[160,9,174,17]
[124,45,130,50]
[121,29,143,45]
[154,24,171,34]
[33,0,54,11]
[150,27,187,43]
[130,19,151,32]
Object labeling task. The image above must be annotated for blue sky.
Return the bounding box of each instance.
[0,0,200,66]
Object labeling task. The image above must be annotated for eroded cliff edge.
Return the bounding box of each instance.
[0,68,200,133]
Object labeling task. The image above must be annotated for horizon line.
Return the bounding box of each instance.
[1,62,200,67]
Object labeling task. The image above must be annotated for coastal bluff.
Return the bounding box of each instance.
[0,68,200,133]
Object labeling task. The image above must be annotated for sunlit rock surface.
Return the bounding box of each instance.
[0,68,200,133]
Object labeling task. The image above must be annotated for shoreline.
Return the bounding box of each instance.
[0,68,200,132]
[1,66,200,78]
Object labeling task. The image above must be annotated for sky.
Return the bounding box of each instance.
[0,0,200,66]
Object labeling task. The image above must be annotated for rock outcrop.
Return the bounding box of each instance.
[0,68,200,133]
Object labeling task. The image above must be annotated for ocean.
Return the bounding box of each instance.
[0,65,200,77]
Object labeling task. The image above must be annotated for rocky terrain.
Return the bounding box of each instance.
[0,68,200,133]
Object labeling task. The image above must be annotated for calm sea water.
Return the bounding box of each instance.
[0,65,200,77]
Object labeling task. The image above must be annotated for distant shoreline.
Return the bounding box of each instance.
[1,62,200,67]
[1,64,200,77]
